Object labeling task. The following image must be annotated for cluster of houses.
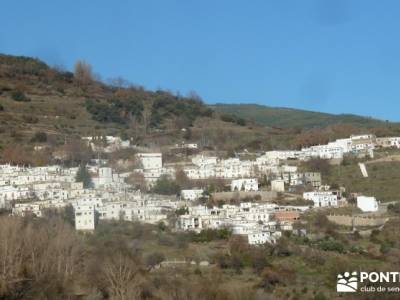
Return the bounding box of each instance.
[176,202,308,245]
[73,194,178,231]
[0,163,178,232]
[1,133,394,245]
[263,134,376,161]
[133,152,321,190]
[0,160,312,245]
[81,134,399,193]
[127,134,383,190]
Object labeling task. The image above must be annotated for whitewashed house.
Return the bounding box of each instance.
[376,137,400,148]
[303,191,338,207]
[74,204,96,231]
[271,179,285,192]
[231,178,258,192]
[137,153,163,169]
[12,203,42,217]
[247,231,278,245]
[181,189,204,201]
[263,151,301,161]
[177,215,203,232]
[357,196,379,212]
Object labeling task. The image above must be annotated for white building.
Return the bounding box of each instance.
[263,151,301,161]
[247,231,279,245]
[271,179,285,192]
[74,204,96,231]
[231,178,258,192]
[137,153,162,170]
[301,144,344,160]
[12,203,42,217]
[177,215,203,232]
[376,137,400,148]
[357,196,379,212]
[303,191,338,208]
[135,153,175,186]
[181,189,204,201]
[175,142,198,149]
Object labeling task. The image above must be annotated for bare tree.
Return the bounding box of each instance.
[74,60,93,89]
[126,172,147,191]
[187,90,203,103]
[0,218,25,296]
[141,103,152,136]
[102,253,143,300]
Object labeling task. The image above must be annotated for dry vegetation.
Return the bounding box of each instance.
[1,212,400,299]
[3,54,396,163]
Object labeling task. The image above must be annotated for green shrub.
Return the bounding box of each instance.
[190,228,232,243]
[145,252,165,268]
[220,113,246,126]
[149,92,212,128]
[152,175,180,195]
[30,131,47,143]
[11,90,30,102]
[317,238,345,253]
[388,202,400,214]
[75,164,93,188]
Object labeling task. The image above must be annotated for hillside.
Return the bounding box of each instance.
[0,55,232,140]
[0,54,281,163]
[1,53,400,166]
[212,103,396,129]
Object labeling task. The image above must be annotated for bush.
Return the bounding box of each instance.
[214,253,231,269]
[317,238,345,253]
[22,114,39,123]
[85,98,144,124]
[260,269,282,291]
[220,113,246,126]
[190,228,232,243]
[251,250,270,274]
[11,90,30,102]
[149,91,212,128]
[314,292,327,300]
[152,175,180,195]
[157,233,174,246]
[301,158,331,176]
[145,252,165,268]
[388,202,400,214]
[175,207,189,216]
[30,131,48,143]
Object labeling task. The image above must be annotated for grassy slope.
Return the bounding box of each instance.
[212,103,393,129]
[325,158,400,202]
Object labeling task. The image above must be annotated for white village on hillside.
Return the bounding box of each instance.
[1,133,396,245]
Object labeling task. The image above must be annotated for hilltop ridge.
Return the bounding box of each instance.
[0,53,400,161]
[212,103,394,129]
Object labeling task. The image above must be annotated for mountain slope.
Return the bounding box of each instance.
[1,53,400,165]
[0,54,271,156]
[211,103,394,129]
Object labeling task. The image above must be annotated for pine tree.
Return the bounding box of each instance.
[75,164,92,188]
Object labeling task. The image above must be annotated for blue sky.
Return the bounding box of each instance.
[1,0,399,120]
